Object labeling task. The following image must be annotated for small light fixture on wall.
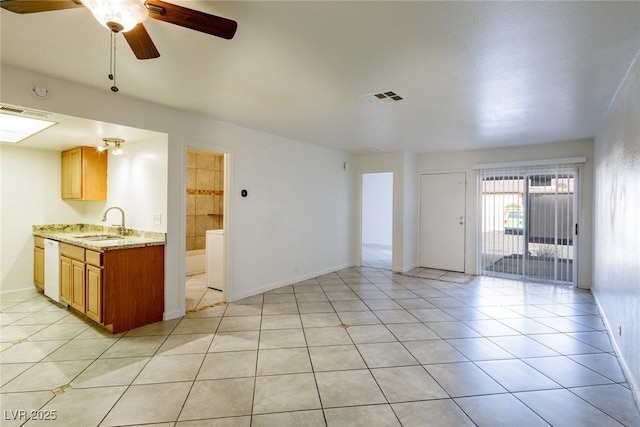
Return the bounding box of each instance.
[98,137,125,155]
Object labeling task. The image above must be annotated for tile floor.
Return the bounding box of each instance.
[1,267,639,426]
[362,244,392,270]
[186,274,224,312]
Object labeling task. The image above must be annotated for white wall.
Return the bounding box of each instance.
[592,51,640,401]
[226,131,353,301]
[362,172,393,245]
[84,136,169,233]
[0,146,85,291]
[1,65,354,319]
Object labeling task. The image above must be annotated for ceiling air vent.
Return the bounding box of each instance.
[0,105,24,114]
[0,104,56,144]
[364,90,404,104]
[0,104,50,119]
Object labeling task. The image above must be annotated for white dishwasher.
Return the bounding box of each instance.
[44,239,61,303]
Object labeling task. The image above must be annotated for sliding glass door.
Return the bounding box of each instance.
[478,164,578,285]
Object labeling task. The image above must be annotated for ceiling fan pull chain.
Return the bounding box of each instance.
[109,31,119,93]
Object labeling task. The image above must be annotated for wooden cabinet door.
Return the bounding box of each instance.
[70,259,85,312]
[61,147,107,200]
[61,149,71,199]
[60,256,72,304]
[34,246,44,289]
[82,147,108,200]
[61,148,82,199]
[86,265,102,323]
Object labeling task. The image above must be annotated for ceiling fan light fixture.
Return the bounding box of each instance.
[82,0,148,33]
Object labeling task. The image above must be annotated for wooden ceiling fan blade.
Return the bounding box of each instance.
[0,0,83,14]
[123,23,160,60]
[145,0,237,40]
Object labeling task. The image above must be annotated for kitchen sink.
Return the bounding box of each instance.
[74,234,125,241]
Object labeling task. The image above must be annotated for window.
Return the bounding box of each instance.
[477,163,578,285]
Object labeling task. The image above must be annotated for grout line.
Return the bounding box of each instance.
[1,267,637,425]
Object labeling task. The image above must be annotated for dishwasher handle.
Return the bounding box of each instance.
[44,239,59,248]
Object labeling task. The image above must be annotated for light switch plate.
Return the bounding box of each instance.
[152,213,162,225]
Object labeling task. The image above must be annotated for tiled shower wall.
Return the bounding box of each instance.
[186,149,224,251]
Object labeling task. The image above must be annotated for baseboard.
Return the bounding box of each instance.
[398,264,418,274]
[0,285,40,298]
[163,309,185,321]
[591,292,640,408]
[227,263,354,302]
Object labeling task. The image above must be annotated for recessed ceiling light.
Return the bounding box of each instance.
[0,111,57,144]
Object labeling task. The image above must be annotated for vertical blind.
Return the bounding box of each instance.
[476,163,578,284]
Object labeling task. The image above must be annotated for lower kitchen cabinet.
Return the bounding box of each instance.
[102,246,164,333]
[60,257,84,310]
[86,264,102,323]
[60,255,72,304]
[33,239,44,289]
[70,259,85,312]
[58,242,164,333]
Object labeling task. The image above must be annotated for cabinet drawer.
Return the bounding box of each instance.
[34,236,45,249]
[60,243,85,261]
[85,250,103,267]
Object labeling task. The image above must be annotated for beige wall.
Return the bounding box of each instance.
[186,149,224,251]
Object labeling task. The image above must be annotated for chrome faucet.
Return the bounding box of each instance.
[102,206,126,235]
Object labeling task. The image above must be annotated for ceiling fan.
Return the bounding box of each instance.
[0,0,238,60]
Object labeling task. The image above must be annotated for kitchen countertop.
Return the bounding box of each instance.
[33,224,166,252]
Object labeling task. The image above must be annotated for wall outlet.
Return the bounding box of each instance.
[152,213,162,225]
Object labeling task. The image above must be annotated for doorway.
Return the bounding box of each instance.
[361,172,393,269]
[185,147,228,310]
[420,172,466,272]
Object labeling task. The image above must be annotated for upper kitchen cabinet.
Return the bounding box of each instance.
[61,146,107,200]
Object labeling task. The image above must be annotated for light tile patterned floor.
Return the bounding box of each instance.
[1,267,639,426]
[362,244,392,270]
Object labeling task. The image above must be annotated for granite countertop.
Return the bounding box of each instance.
[33,224,166,252]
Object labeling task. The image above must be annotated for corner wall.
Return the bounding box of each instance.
[592,50,640,399]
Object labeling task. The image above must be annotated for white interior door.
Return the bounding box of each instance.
[420,172,466,272]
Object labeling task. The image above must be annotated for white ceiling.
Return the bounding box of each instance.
[1,1,639,153]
